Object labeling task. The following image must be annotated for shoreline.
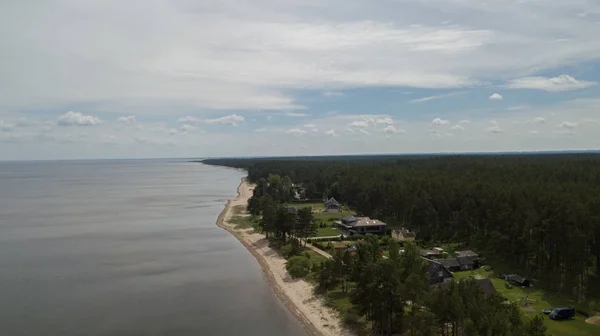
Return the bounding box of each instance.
[216,177,349,336]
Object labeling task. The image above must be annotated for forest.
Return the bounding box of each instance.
[204,154,600,300]
[203,154,600,334]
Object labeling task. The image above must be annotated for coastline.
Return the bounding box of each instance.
[216,177,350,336]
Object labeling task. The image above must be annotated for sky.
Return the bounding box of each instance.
[1,0,600,160]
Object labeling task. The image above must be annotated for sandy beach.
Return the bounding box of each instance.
[216,178,351,336]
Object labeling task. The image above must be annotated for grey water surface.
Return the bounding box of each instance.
[0,159,305,336]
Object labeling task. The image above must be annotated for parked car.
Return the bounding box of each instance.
[548,307,575,320]
[541,309,552,315]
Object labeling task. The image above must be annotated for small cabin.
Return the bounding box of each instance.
[323,197,341,212]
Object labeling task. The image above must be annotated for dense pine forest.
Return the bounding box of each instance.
[204,154,600,335]
[204,154,600,299]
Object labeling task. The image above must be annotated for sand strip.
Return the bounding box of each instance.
[216,178,350,336]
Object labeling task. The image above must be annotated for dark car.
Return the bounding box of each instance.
[548,307,575,320]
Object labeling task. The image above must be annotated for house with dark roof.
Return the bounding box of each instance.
[456,250,480,259]
[419,249,444,259]
[505,274,530,287]
[474,279,498,296]
[457,256,479,270]
[422,258,453,285]
[336,216,386,235]
[440,278,498,296]
[323,197,341,212]
[438,258,461,272]
[286,206,299,214]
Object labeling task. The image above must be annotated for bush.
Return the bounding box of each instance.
[280,238,303,259]
[343,312,361,326]
[304,251,311,259]
[286,256,311,278]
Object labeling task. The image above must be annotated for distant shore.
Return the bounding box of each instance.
[216,178,349,336]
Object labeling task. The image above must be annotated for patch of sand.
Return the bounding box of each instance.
[585,316,600,325]
[216,178,352,336]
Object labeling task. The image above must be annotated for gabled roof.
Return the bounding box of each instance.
[324,197,340,206]
[286,206,298,214]
[456,250,479,258]
[342,215,357,222]
[474,279,497,295]
[439,258,460,269]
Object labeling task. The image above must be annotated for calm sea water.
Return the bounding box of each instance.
[0,159,305,336]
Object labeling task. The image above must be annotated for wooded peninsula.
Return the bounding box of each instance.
[204,153,600,336]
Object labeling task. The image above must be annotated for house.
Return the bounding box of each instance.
[336,216,386,235]
[457,256,479,270]
[474,279,498,296]
[423,258,453,285]
[438,258,461,272]
[456,250,480,259]
[394,228,416,242]
[419,249,444,259]
[440,278,498,296]
[505,274,530,287]
[323,197,341,212]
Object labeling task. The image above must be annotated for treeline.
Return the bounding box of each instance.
[241,171,547,335]
[204,154,600,300]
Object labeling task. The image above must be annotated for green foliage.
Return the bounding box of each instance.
[286,256,311,279]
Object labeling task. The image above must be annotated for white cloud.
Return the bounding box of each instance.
[117,115,136,125]
[506,75,597,92]
[451,124,465,131]
[432,118,450,125]
[203,114,245,126]
[57,111,102,126]
[323,91,344,97]
[325,129,338,137]
[350,121,369,128]
[559,121,578,129]
[180,124,198,133]
[286,112,308,117]
[359,129,370,135]
[459,120,470,124]
[489,93,503,100]
[178,116,199,125]
[285,128,306,135]
[383,125,399,134]
[411,91,465,103]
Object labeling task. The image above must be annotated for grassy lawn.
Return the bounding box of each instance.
[316,227,341,237]
[228,215,257,229]
[303,249,329,266]
[453,268,600,336]
[289,202,324,210]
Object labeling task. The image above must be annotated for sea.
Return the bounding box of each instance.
[0,159,305,336]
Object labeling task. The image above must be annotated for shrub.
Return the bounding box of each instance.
[304,251,311,259]
[343,312,361,326]
[286,256,311,278]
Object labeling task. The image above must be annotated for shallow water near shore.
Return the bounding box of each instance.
[0,159,305,336]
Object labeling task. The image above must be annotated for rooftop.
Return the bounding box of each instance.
[355,217,386,227]
[456,250,479,258]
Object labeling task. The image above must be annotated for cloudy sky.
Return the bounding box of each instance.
[1,0,600,160]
